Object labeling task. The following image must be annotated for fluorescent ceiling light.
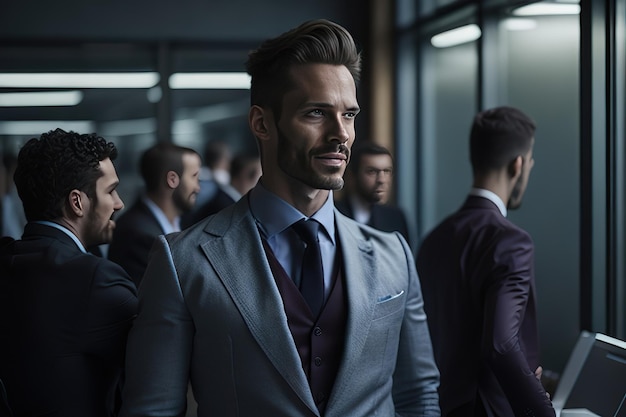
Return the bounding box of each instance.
[0,91,83,107]
[169,72,251,89]
[0,72,159,88]
[503,18,538,31]
[513,2,581,16]
[0,120,95,136]
[431,24,481,48]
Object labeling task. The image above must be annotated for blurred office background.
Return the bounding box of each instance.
[1,0,624,385]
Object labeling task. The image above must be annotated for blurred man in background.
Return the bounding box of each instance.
[182,150,261,228]
[108,142,201,286]
[336,141,409,242]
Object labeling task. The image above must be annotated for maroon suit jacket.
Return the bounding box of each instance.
[416,196,555,417]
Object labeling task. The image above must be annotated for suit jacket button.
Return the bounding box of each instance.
[314,356,322,366]
[313,326,322,336]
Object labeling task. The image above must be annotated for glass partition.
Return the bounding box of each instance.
[490,6,581,373]
[402,0,582,376]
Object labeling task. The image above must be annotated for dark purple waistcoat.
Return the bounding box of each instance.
[262,240,348,413]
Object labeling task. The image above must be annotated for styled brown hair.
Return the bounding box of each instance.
[469,106,536,174]
[245,19,361,120]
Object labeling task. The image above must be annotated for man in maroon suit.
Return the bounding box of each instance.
[416,106,555,417]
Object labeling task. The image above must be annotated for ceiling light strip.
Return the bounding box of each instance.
[513,3,581,16]
[0,91,83,107]
[431,24,482,48]
[0,72,159,88]
[169,72,251,89]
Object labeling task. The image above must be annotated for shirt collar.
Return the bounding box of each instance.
[142,196,180,234]
[32,220,88,253]
[469,187,507,217]
[249,182,336,245]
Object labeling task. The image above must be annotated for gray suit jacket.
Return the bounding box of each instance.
[120,196,440,417]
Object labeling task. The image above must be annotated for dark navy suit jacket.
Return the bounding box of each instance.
[416,196,555,417]
[108,199,165,287]
[0,222,137,417]
[181,187,236,229]
[335,199,410,243]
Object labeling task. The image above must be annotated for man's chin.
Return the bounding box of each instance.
[313,175,344,191]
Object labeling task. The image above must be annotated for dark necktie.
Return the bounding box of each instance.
[291,219,324,317]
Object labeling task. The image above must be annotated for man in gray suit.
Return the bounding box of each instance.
[120,19,440,417]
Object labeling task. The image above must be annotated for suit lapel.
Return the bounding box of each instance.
[327,212,379,403]
[198,200,318,413]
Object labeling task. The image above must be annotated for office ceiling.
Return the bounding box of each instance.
[0,0,369,134]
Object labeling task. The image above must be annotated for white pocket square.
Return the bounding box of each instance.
[377,290,405,303]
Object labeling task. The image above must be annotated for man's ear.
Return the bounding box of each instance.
[68,189,85,217]
[166,171,180,189]
[508,155,523,179]
[249,105,271,141]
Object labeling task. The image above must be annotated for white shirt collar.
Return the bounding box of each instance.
[142,196,181,234]
[469,187,507,217]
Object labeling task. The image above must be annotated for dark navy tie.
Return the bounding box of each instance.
[291,219,324,317]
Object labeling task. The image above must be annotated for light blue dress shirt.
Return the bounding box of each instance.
[249,183,337,300]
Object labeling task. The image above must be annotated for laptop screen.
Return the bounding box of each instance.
[553,332,626,417]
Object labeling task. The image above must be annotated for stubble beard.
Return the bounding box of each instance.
[173,187,194,213]
[276,125,347,191]
[86,204,112,246]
